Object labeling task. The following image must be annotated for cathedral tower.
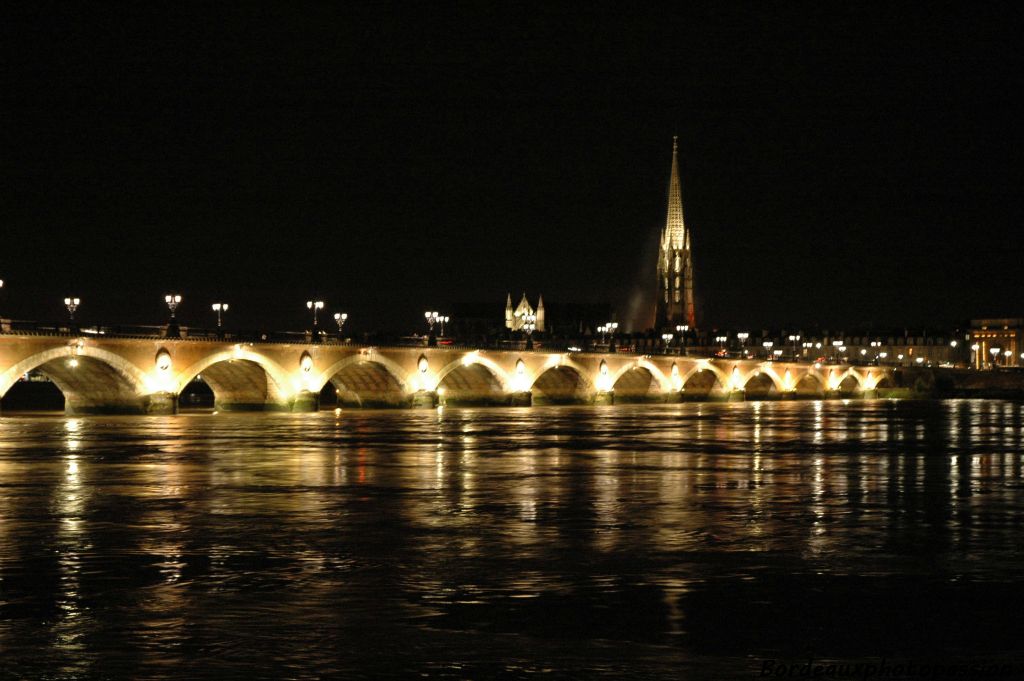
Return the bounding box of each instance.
[655,136,696,330]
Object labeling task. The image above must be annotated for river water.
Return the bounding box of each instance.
[1,400,1022,679]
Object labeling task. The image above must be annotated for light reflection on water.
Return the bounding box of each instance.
[0,400,1023,678]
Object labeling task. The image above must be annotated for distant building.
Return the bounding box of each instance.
[505,293,545,332]
[655,136,696,331]
[970,318,1023,368]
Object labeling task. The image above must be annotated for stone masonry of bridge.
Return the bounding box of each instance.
[0,334,894,415]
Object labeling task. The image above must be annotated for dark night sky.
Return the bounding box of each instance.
[2,4,1022,333]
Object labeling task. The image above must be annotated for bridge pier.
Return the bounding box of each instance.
[727,390,745,402]
[290,390,320,413]
[594,391,614,406]
[411,390,438,409]
[143,392,178,415]
[509,391,532,407]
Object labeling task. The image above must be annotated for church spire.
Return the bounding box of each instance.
[655,136,697,331]
[664,135,686,250]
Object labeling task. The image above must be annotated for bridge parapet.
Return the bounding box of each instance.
[0,333,894,415]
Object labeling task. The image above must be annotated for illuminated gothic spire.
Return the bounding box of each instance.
[655,136,697,330]
[663,135,687,250]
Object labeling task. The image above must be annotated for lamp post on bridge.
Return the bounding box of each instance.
[524,313,536,350]
[334,312,348,342]
[164,294,182,338]
[676,324,689,356]
[211,303,228,338]
[737,332,749,358]
[763,340,774,360]
[307,300,324,343]
[440,315,450,338]
[788,334,801,360]
[831,339,843,363]
[424,311,440,346]
[64,297,80,334]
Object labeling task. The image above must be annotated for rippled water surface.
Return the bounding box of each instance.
[2,400,1024,679]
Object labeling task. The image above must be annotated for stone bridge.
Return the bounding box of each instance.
[0,334,895,415]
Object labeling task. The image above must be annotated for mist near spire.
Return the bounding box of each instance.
[621,223,662,333]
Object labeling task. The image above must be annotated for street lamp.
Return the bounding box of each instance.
[661,333,673,354]
[762,340,774,359]
[211,302,228,328]
[334,312,348,341]
[676,324,690,355]
[523,313,536,349]
[425,311,439,333]
[737,332,749,357]
[165,294,182,319]
[165,294,182,338]
[990,347,1001,368]
[64,297,80,321]
[307,300,324,343]
[788,334,801,359]
[64,297,80,334]
[440,315,450,337]
[971,343,980,369]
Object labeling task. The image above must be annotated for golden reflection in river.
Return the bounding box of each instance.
[1,400,1023,677]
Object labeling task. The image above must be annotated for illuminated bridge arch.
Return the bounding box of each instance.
[316,355,411,408]
[530,362,593,405]
[176,349,292,411]
[743,370,781,399]
[794,371,826,397]
[680,363,730,399]
[0,345,149,414]
[435,356,511,406]
[609,360,670,402]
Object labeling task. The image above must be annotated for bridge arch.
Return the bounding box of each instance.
[0,345,149,414]
[837,372,863,396]
[529,362,593,405]
[316,355,411,408]
[609,360,669,402]
[681,364,729,399]
[175,349,292,411]
[794,372,826,397]
[434,355,511,406]
[743,370,780,399]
